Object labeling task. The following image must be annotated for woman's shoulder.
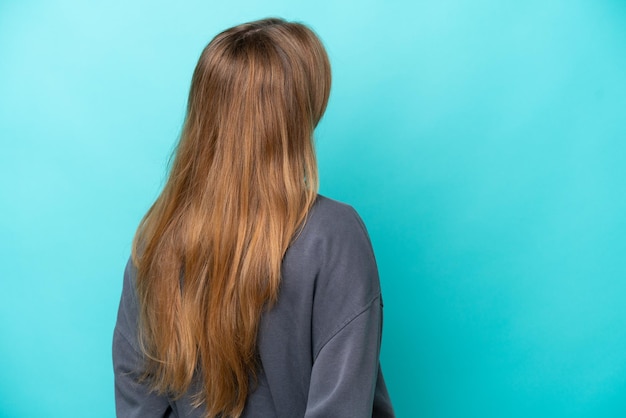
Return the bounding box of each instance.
[303,194,370,241]
[293,194,381,343]
[312,194,355,215]
[290,194,377,280]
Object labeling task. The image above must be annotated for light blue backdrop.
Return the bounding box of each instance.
[1,0,625,416]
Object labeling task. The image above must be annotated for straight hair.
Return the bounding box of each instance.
[131,18,331,418]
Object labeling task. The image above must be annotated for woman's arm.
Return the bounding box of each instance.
[305,203,395,417]
[306,296,392,417]
[112,259,173,418]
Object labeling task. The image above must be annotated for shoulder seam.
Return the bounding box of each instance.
[114,325,142,356]
[312,293,381,362]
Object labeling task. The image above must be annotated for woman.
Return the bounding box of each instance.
[113,18,394,418]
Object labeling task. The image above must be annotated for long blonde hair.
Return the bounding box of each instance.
[131,18,331,418]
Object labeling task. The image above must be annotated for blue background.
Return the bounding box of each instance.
[1,0,626,416]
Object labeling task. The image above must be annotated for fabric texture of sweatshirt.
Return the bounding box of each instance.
[113,195,395,417]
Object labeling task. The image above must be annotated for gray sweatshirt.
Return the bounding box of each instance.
[113,195,395,417]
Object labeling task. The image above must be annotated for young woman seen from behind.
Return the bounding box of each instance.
[113,17,394,418]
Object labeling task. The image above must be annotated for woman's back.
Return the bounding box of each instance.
[114,195,394,416]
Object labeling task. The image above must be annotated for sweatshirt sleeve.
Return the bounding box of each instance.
[112,259,173,418]
[304,204,395,417]
[305,297,389,417]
